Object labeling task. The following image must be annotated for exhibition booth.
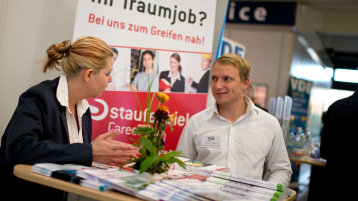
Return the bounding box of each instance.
[2,0,355,200]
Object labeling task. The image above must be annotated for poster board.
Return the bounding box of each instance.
[73,0,218,150]
[287,76,312,130]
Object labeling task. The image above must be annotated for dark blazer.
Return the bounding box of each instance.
[320,89,358,161]
[0,77,92,200]
[159,70,185,92]
[192,70,210,93]
[308,89,358,200]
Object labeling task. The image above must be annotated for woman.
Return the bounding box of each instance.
[0,36,139,200]
[159,53,185,92]
[130,50,159,92]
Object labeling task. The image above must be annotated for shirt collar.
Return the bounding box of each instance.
[242,95,259,116]
[56,75,89,115]
[168,70,181,81]
[207,95,258,123]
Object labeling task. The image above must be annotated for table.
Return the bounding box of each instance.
[14,164,140,201]
[289,156,326,167]
[14,164,296,201]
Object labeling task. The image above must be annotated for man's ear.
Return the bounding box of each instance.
[242,78,250,90]
[84,69,93,82]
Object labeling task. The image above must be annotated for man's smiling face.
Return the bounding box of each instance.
[211,63,249,106]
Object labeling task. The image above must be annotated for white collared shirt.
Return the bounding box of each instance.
[177,96,292,186]
[168,70,181,86]
[56,75,89,144]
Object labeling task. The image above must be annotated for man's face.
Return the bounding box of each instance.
[143,53,154,69]
[201,57,210,71]
[211,63,249,106]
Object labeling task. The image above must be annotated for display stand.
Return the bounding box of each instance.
[14,164,296,201]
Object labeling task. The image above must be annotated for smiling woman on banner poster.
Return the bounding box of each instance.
[159,53,186,93]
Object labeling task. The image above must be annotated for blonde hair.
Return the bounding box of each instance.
[44,36,113,77]
[213,53,251,82]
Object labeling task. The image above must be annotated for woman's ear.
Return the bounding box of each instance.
[84,69,93,82]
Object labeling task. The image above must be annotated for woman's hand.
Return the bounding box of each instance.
[91,131,140,166]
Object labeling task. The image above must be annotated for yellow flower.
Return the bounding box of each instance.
[159,105,169,112]
[157,92,169,103]
[168,113,177,124]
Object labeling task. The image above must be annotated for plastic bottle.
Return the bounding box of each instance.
[292,127,306,156]
[286,128,296,156]
[286,129,294,146]
[303,129,312,155]
[295,127,304,149]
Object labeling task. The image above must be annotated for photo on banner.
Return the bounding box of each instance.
[73,0,217,150]
[128,49,159,92]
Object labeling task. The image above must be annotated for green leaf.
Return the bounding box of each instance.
[159,151,182,161]
[140,155,158,173]
[129,138,139,147]
[148,74,156,91]
[149,91,156,113]
[146,91,151,124]
[134,93,143,122]
[145,74,156,124]
[161,161,170,169]
[168,157,187,169]
[169,126,174,132]
[141,137,157,155]
[133,127,156,135]
[132,143,139,147]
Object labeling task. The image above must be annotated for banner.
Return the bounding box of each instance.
[73,0,217,150]
[226,1,296,26]
[287,76,312,130]
[88,92,208,150]
[74,0,216,53]
[220,36,246,57]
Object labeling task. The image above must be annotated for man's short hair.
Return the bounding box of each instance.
[213,53,251,82]
[142,50,155,60]
[111,47,118,55]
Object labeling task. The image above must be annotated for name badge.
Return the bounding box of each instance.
[201,136,221,148]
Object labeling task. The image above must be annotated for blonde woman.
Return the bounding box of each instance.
[0,36,139,200]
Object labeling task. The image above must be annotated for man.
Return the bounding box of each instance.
[187,54,211,93]
[308,90,358,200]
[177,53,292,186]
[130,50,159,92]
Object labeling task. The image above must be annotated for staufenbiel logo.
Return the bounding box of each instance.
[89,98,108,121]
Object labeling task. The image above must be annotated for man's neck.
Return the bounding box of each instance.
[217,98,247,123]
[202,67,210,72]
[145,68,153,74]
